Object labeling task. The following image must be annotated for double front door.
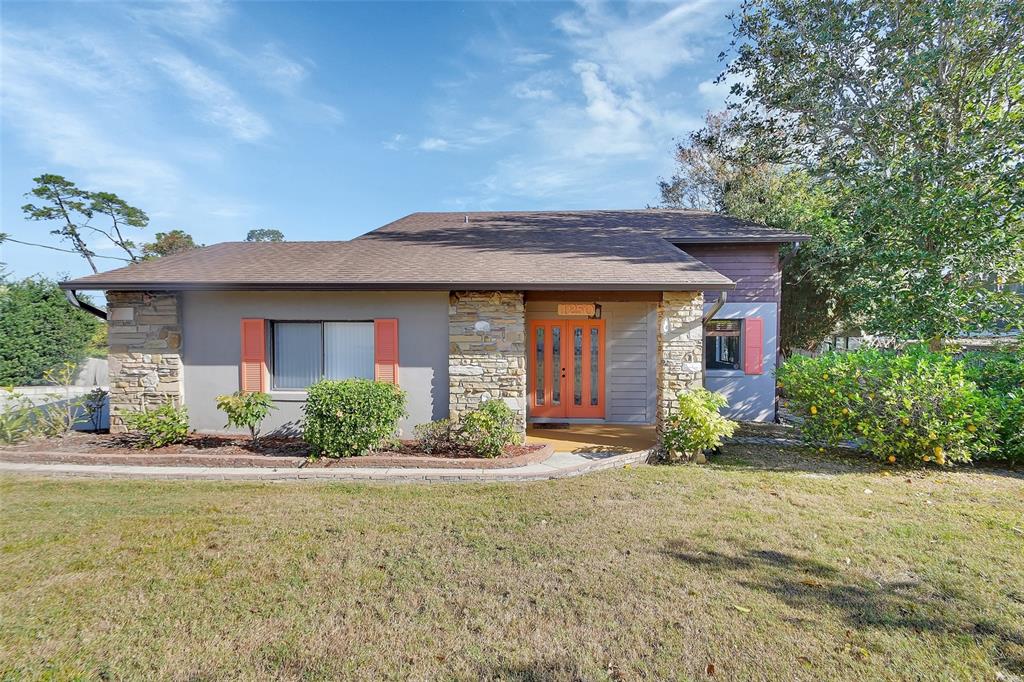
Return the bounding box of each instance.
[528,319,605,419]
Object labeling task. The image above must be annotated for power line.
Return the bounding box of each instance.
[0,236,133,262]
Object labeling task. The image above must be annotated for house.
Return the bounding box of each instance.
[59,210,808,435]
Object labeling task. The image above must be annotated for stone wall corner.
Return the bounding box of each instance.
[106,291,183,433]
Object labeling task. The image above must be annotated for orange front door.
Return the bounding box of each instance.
[528,319,605,419]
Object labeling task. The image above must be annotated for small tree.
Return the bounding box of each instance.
[143,230,201,258]
[659,111,745,212]
[21,174,148,271]
[87,192,148,262]
[245,228,284,242]
[661,389,737,464]
[215,391,276,445]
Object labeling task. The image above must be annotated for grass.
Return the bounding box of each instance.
[1,445,1022,681]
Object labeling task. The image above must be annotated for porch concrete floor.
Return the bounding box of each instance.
[525,424,657,454]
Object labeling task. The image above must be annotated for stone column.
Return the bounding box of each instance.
[656,291,704,432]
[106,291,183,433]
[448,291,527,432]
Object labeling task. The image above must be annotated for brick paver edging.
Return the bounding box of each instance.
[0,449,653,483]
[0,443,554,470]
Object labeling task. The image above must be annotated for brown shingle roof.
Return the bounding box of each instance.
[61,209,807,291]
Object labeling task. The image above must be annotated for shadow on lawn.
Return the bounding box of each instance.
[663,541,1024,673]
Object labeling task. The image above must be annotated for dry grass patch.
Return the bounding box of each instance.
[1,445,1022,680]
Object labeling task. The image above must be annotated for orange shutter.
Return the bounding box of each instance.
[743,317,764,375]
[374,318,399,384]
[240,318,267,392]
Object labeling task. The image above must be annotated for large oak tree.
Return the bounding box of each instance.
[682,0,1024,346]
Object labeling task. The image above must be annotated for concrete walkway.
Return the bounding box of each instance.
[0,448,652,483]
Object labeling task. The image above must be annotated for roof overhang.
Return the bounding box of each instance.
[60,280,736,292]
[672,235,809,244]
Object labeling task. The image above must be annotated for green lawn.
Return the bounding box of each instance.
[1,446,1022,681]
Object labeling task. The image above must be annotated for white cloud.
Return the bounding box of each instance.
[510,71,560,101]
[574,61,643,136]
[697,70,744,108]
[419,137,451,151]
[129,0,231,37]
[554,0,719,86]
[0,29,180,198]
[418,118,517,152]
[511,81,556,100]
[698,77,728,100]
[510,49,553,66]
[133,2,341,128]
[462,1,724,201]
[255,44,309,91]
[153,52,271,141]
[383,133,407,150]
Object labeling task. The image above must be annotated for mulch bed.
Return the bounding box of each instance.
[0,432,552,469]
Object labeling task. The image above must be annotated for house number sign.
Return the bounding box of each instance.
[557,303,597,317]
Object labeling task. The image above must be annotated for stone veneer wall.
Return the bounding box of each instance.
[656,291,705,431]
[448,291,527,431]
[106,291,183,433]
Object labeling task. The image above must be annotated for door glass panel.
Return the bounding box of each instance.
[534,326,545,405]
[590,326,600,406]
[573,326,583,406]
[551,325,561,405]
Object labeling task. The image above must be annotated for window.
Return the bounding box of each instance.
[272,321,375,389]
[705,319,741,371]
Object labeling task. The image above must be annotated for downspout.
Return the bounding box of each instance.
[64,289,107,321]
[702,290,727,325]
[701,291,727,388]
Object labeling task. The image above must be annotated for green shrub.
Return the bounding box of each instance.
[460,399,521,458]
[962,349,1024,463]
[413,418,460,455]
[778,349,998,466]
[413,401,521,458]
[216,391,276,444]
[0,276,102,385]
[0,386,37,444]
[124,403,190,448]
[302,379,406,458]
[661,388,737,463]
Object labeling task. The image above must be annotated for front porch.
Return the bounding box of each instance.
[447,290,705,434]
[525,423,657,455]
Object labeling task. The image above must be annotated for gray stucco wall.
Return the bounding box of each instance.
[181,291,449,436]
[703,301,778,422]
[525,301,658,424]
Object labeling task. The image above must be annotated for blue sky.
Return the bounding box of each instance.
[1,0,737,282]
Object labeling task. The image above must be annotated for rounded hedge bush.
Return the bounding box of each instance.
[302,379,407,458]
[777,348,998,466]
[460,399,520,458]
